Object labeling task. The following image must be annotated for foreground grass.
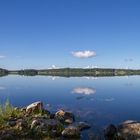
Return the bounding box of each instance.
[0,100,64,140]
[0,100,24,125]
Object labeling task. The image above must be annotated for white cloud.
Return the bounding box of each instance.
[84,65,98,69]
[52,65,56,68]
[91,65,98,68]
[72,50,96,58]
[0,55,6,59]
[48,65,59,69]
[72,87,96,95]
[84,66,90,69]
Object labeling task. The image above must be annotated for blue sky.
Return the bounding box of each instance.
[0,0,140,69]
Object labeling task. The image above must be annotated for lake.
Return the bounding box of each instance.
[0,75,140,139]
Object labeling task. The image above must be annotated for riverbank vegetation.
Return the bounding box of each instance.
[1,68,140,77]
[0,68,8,77]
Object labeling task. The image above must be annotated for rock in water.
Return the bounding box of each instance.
[118,120,140,140]
[65,119,73,124]
[104,124,117,140]
[62,125,80,138]
[30,118,63,137]
[55,109,75,124]
[56,109,65,116]
[77,122,91,131]
[26,101,43,113]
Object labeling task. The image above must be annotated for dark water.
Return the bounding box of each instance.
[0,75,140,139]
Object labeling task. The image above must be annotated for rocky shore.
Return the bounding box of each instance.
[105,120,140,140]
[0,101,139,140]
[0,101,91,140]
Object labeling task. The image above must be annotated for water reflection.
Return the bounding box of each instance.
[0,86,6,90]
[124,83,133,87]
[0,75,140,139]
[72,87,96,95]
[84,77,99,80]
[47,76,61,80]
[72,87,96,101]
[76,96,85,100]
[98,97,115,102]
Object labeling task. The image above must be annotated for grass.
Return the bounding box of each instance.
[0,100,64,139]
[0,99,24,125]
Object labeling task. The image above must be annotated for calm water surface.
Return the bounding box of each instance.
[0,75,140,138]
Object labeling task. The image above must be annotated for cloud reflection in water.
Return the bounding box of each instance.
[72,87,96,95]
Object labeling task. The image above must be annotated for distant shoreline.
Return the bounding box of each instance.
[1,68,140,77]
